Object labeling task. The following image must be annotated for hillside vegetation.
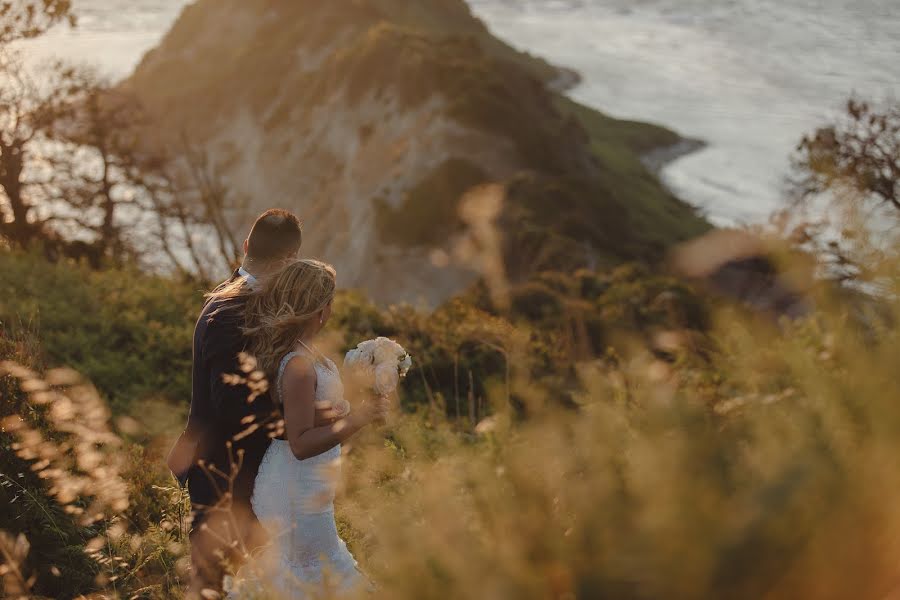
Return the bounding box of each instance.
[0,249,705,420]
[0,247,706,598]
[2,245,899,599]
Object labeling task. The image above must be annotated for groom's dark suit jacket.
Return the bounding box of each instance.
[172,272,281,531]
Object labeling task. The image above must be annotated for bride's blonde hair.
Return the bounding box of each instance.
[243,258,337,381]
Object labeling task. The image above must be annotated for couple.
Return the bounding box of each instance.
[167,209,388,599]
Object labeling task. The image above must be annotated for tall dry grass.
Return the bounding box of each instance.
[0,361,190,599]
[328,283,900,600]
[1,246,898,599]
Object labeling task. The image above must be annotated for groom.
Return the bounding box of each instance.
[167,208,304,599]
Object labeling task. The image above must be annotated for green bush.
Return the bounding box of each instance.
[0,250,200,413]
[375,158,488,246]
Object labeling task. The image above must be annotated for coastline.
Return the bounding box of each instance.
[547,63,707,178]
[547,65,583,93]
[640,138,707,175]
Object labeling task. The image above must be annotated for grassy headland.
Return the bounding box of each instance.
[124,0,708,302]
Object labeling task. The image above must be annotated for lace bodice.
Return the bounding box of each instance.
[275,348,345,413]
[245,347,363,598]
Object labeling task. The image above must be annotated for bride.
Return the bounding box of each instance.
[238,258,388,597]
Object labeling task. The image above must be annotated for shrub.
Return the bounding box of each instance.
[375,158,488,247]
[2,246,899,599]
[0,250,200,413]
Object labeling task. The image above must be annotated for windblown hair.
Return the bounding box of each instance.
[242,258,337,385]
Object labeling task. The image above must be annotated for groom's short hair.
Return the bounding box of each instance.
[246,209,303,262]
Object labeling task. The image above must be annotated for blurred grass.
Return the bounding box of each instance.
[333,282,900,600]
[1,246,898,599]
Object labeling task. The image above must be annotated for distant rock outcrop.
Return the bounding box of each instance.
[126,0,707,304]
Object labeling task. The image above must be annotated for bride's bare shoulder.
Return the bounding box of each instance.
[283,350,316,377]
[279,353,318,404]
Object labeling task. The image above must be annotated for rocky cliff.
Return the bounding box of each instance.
[126,0,706,304]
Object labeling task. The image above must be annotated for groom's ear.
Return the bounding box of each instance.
[242,238,249,255]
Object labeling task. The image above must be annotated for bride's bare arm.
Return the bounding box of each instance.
[281,356,385,461]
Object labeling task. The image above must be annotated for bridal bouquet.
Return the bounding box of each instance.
[343,337,413,396]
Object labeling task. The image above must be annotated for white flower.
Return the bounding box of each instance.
[398,353,412,377]
[343,337,413,395]
[331,398,351,418]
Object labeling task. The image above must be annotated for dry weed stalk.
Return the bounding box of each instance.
[0,361,132,593]
[1,361,130,524]
[0,531,34,599]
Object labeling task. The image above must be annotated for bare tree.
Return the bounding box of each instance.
[0,52,243,278]
[793,99,899,213]
[35,67,147,261]
[176,135,244,270]
[0,0,74,46]
[0,51,78,246]
[782,99,900,283]
[124,135,246,280]
[0,0,74,245]
[124,151,219,282]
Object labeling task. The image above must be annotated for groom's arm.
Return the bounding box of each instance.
[167,315,210,485]
[167,432,198,487]
[166,304,265,488]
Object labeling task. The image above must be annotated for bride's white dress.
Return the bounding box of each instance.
[248,349,363,597]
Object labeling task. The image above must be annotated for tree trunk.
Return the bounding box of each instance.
[468,370,476,431]
[454,351,460,419]
[0,141,36,246]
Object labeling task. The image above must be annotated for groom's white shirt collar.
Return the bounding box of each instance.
[238,266,257,286]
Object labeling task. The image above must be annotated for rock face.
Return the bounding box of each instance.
[126,0,707,304]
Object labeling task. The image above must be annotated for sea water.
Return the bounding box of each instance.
[18,0,900,226]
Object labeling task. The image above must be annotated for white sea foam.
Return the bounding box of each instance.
[17,0,191,77]
[469,0,900,225]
